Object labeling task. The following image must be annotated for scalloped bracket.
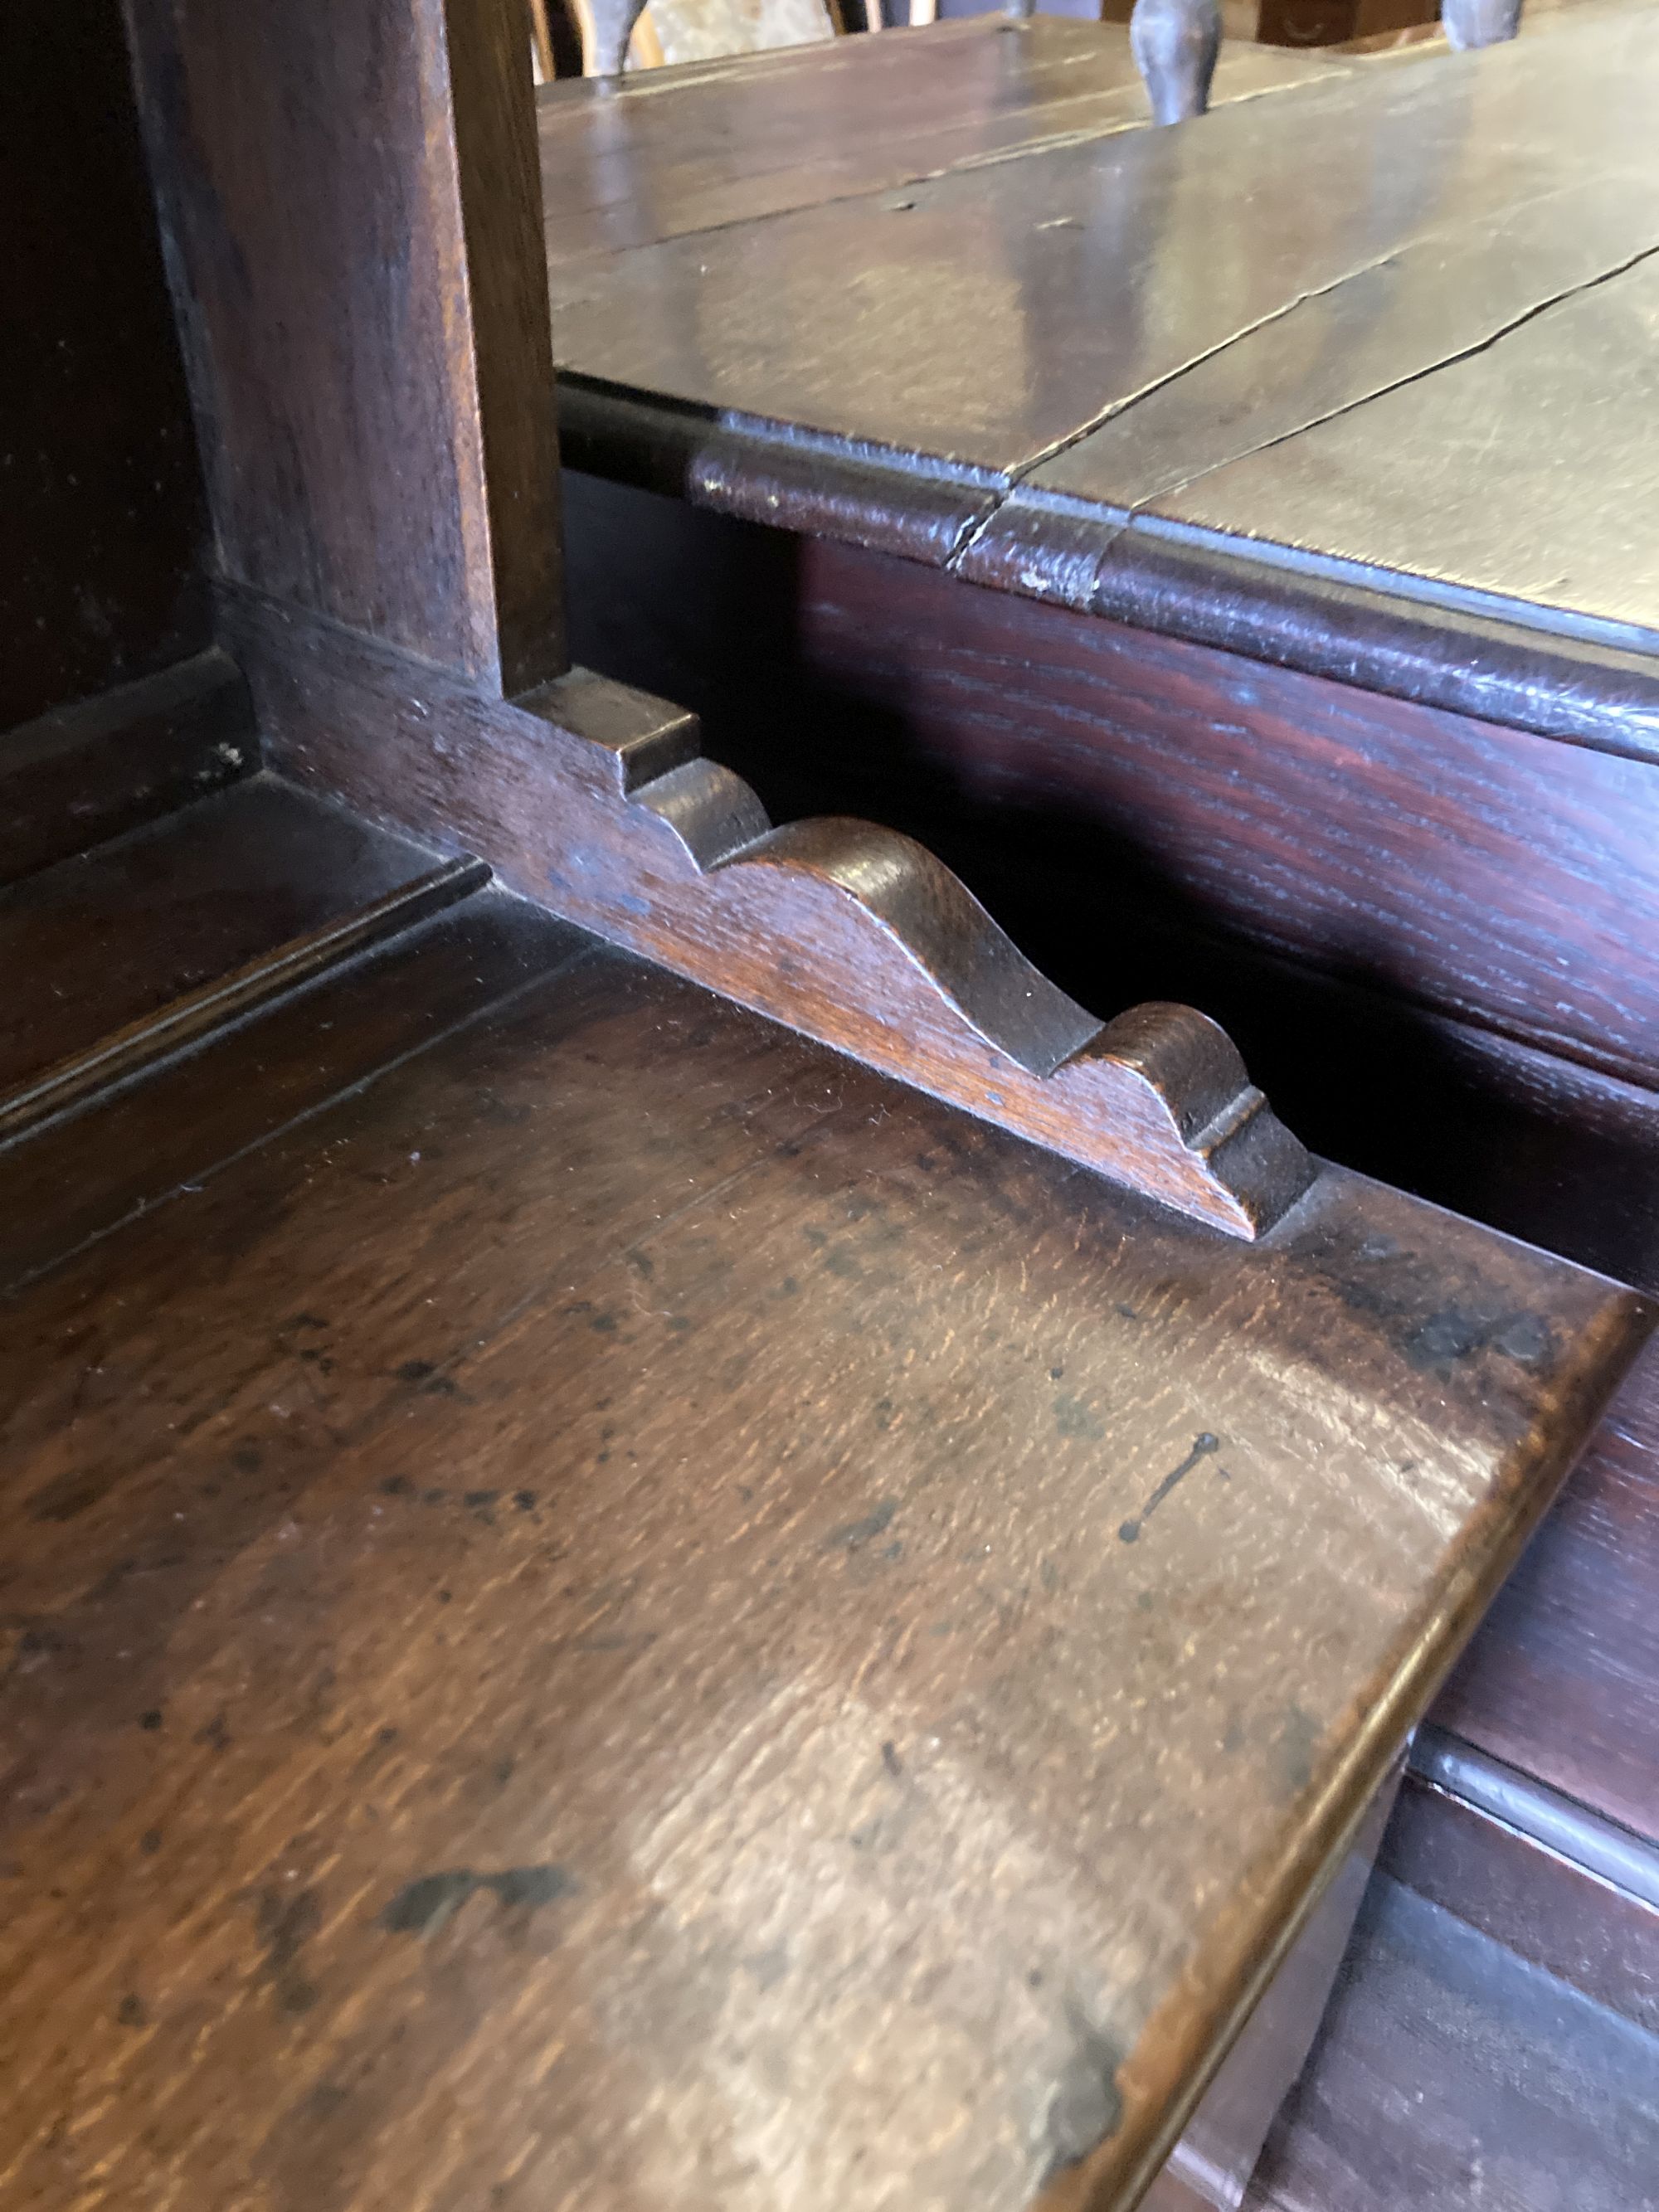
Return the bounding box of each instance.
[537,676,1313,1237]
[236,605,1315,1239]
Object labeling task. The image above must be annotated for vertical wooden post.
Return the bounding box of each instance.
[122,0,566,697]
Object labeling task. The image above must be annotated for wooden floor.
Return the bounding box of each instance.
[3,772,1656,2207]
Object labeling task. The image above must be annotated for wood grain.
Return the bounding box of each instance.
[0,857,489,1150]
[547,3,1659,749]
[1245,1879,1659,2212]
[0,776,443,1102]
[1433,1342,1659,1844]
[562,486,1659,1095]
[0,926,1645,2212]
[537,17,1347,266]
[235,591,1313,1236]
[123,0,564,693]
[0,887,591,1291]
[0,649,253,887]
[1379,1768,1659,2032]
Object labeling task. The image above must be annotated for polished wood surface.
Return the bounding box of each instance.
[1144,1766,1402,2212]
[0,853,487,1152]
[61,2,1657,2198]
[0,887,582,1292]
[537,18,1345,266]
[0,776,440,1106]
[123,0,565,693]
[1,862,1647,2212]
[562,471,1659,1864]
[547,2,1659,746]
[0,0,209,733]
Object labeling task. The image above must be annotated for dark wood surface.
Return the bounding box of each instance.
[57,3,1656,2195]
[0,886,586,1293]
[563,481,1659,1099]
[547,2,1659,748]
[1434,1347,1659,1843]
[0,649,253,887]
[795,541,1659,1092]
[239,591,1318,1237]
[123,0,565,693]
[1,847,1647,2212]
[562,472,1659,1860]
[1379,1768,1659,2033]
[0,0,209,735]
[1244,1878,1659,2211]
[0,856,489,1152]
[537,17,1348,268]
[0,776,440,1104]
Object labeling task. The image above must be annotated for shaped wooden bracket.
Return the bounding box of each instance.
[231,598,1316,1240]
[129,0,1315,1240]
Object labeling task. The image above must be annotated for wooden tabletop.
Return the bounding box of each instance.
[538,17,1348,264]
[544,5,1659,756]
[2,828,1648,2211]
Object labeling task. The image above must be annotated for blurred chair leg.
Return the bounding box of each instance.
[1130,0,1221,123]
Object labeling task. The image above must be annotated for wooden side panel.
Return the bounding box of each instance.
[0,775,444,1102]
[0,0,209,733]
[795,541,1659,1091]
[1245,1879,1659,2212]
[235,592,1315,1239]
[122,0,564,693]
[442,0,568,688]
[0,651,253,886]
[535,18,1346,266]
[1433,1343,1659,1843]
[558,478,1659,1094]
[1379,1770,1659,2033]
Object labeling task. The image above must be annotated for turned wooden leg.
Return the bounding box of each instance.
[585,0,648,74]
[1130,0,1221,125]
[1441,0,1523,48]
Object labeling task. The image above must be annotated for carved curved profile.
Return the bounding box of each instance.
[1441,0,1523,48]
[1130,0,1221,126]
[234,603,1314,1241]
[518,671,1316,1241]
